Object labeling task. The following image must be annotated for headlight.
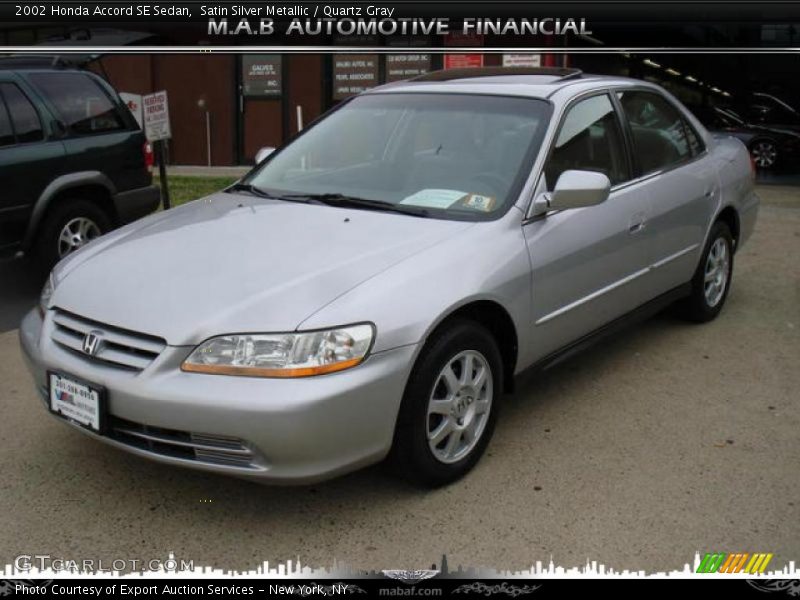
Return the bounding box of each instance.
[39,275,54,315]
[181,323,374,378]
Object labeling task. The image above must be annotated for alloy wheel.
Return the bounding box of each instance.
[426,350,493,464]
[751,141,777,168]
[704,237,730,308]
[57,217,101,258]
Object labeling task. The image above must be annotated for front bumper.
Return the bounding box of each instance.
[19,309,417,484]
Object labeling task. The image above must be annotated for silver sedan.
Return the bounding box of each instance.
[19,68,759,486]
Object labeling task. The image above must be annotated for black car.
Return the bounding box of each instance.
[688,104,800,170]
[0,58,160,267]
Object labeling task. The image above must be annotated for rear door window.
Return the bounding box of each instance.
[0,83,44,144]
[28,72,126,135]
[616,90,692,174]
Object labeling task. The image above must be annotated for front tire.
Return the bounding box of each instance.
[680,221,734,322]
[390,320,503,487]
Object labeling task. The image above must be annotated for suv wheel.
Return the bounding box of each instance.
[35,199,112,269]
[679,221,734,322]
[391,320,502,487]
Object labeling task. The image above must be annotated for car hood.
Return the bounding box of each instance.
[52,193,473,346]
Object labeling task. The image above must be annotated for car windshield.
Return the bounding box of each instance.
[244,93,551,220]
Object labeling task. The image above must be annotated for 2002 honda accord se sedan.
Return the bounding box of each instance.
[20,67,759,486]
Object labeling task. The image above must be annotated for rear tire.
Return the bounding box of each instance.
[390,319,503,487]
[679,221,734,323]
[34,199,112,270]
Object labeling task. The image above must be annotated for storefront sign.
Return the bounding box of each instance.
[142,90,171,141]
[503,54,542,67]
[333,54,379,100]
[242,55,282,97]
[386,54,431,81]
[444,54,484,69]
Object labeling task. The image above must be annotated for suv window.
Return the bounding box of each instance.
[0,93,13,146]
[0,83,44,144]
[28,72,125,135]
[617,90,692,174]
[544,93,628,188]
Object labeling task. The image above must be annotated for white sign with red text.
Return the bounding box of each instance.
[142,90,171,142]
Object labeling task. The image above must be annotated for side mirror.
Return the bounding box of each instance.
[533,170,611,215]
[254,146,276,164]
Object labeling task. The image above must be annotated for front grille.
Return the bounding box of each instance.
[51,310,166,372]
[109,416,257,469]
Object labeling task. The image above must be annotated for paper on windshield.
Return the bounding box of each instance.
[400,189,469,209]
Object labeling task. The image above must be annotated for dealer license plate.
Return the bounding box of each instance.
[48,372,105,433]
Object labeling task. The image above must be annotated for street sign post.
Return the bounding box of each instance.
[143,91,172,210]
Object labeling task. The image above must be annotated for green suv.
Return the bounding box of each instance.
[0,61,160,267]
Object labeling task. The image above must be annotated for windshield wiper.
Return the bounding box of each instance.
[226,182,312,203]
[280,193,430,218]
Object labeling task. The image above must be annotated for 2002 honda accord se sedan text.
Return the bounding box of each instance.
[19,68,759,486]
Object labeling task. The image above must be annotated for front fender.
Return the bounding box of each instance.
[297,212,533,366]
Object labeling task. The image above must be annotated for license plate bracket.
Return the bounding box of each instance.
[48,371,107,434]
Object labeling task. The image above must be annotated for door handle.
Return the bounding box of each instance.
[629,212,646,234]
[704,187,717,198]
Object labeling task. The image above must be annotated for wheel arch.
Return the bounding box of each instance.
[715,205,741,250]
[23,172,117,251]
[422,299,519,394]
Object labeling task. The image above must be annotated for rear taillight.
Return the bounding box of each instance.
[143,141,154,174]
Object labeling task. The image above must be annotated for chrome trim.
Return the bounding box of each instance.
[535,267,651,325]
[51,309,166,372]
[535,243,700,325]
[651,243,700,269]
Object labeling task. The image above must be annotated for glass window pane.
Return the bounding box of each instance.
[545,94,628,188]
[0,94,13,146]
[0,83,43,144]
[28,72,125,135]
[617,90,692,173]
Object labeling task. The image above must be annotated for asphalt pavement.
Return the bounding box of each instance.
[0,186,797,574]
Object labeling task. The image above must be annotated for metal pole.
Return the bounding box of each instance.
[206,111,212,167]
[156,140,171,210]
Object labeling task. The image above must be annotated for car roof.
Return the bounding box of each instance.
[366,67,659,102]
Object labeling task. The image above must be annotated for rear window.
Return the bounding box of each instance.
[0,83,44,144]
[28,72,126,135]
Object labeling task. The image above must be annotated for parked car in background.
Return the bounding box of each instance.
[741,92,800,133]
[0,58,159,267]
[20,68,758,487]
[688,104,800,169]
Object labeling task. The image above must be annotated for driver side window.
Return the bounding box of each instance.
[544,94,628,190]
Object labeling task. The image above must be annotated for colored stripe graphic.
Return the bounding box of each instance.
[697,552,774,574]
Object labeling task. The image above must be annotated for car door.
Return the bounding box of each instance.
[522,91,655,362]
[0,76,65,253]
[616,89,716,298]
